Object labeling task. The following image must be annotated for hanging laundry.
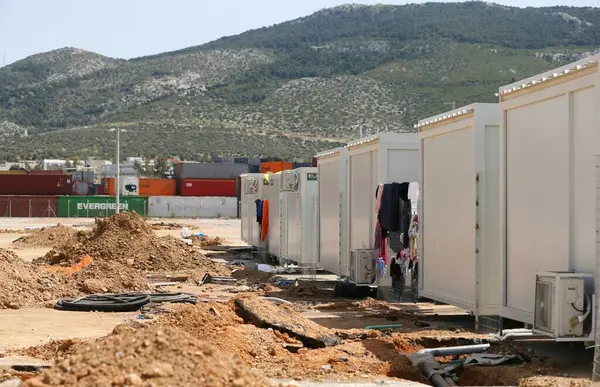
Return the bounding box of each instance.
[381,235,388,265]
[400,199,412,248]
[376,257,386,278]
[379,182,410,234]
[409,214,419,262]
[374,220,382,250]
[373,220,389,266]
[261,199,269,241]
[255,199,263,223]
[375,183,384,215]
[373,220,382,270]
[388,231,403,253]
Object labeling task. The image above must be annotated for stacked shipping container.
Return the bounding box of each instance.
[0,174,72,195]
[0,158,306,217]
[175,162,247,198]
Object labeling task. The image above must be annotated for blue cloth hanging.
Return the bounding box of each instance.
[376,257,386,278]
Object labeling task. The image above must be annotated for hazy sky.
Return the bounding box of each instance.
[1,0,599,66]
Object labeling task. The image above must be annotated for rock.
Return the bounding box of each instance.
[124,373,143,386]
[143,362,174,378]
[0,379,22,387]
[80,279,106,293]
[126,258,135,266]
[23,378,47,387]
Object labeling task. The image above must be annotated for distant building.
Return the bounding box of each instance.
[43,159,67,170]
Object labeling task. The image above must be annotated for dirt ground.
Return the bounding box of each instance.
[0,216,595,387]
[0,309,135,351]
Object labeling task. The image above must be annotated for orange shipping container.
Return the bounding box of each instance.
[102,177,116,196]
[139,178,177,196]
[259,161,292,174]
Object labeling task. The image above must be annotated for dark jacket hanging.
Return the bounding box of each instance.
[379,182,409,233]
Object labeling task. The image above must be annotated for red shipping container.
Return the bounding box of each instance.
[28,170,65,175]
[179,179,237,197]
[0,174,72,195]
[0,196,58,217]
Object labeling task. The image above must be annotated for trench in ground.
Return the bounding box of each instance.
[385,337,594,386]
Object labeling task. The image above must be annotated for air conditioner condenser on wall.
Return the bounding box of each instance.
[350,249,375,285]
[533,272,595,341]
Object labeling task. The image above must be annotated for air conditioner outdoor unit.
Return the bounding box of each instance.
[533,272,594,340]
[244,177,258,194]
[349,249,375,285]
[282,171,299,192]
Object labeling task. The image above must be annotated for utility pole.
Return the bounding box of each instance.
[2,53,6,67]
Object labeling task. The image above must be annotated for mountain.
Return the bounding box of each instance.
[1,1,600,161]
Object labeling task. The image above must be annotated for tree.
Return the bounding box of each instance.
[154,156,170,178]
[133,160,145,176]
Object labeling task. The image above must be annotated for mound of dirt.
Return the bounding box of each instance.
[459,364,591,387]
[155,302,403,381]
[35,212,230,275]
[519,376,592,387]
[13,225,76,248]
[0,249,79,309]
[72,260,149,293]
[190,234,224,247]
[161,300,244,330]
[15,338,86,361]
[23,325,276,387]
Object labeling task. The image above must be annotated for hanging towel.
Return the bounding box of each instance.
[375,183,384,215]
[374,220,382,250]
[261,199,269,241]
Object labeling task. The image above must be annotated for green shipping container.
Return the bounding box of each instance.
[57,196,148,218]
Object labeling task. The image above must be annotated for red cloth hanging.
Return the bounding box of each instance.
[261,199,269,241]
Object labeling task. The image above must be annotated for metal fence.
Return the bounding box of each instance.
[0,198,58,217]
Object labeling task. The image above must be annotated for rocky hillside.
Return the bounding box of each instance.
[1,1,600,161]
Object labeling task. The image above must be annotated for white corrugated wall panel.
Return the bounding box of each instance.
[148,196,238,218]
[419,103,501,316]
[572,87,597,274]
[422,126,476,307]
[349,151,374,250]
[267,173,282,257]
[240,174,264,245]
[505,97,570,316]
[478,124,501,316]
[499,56,600,324]
[318,158,341,274]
